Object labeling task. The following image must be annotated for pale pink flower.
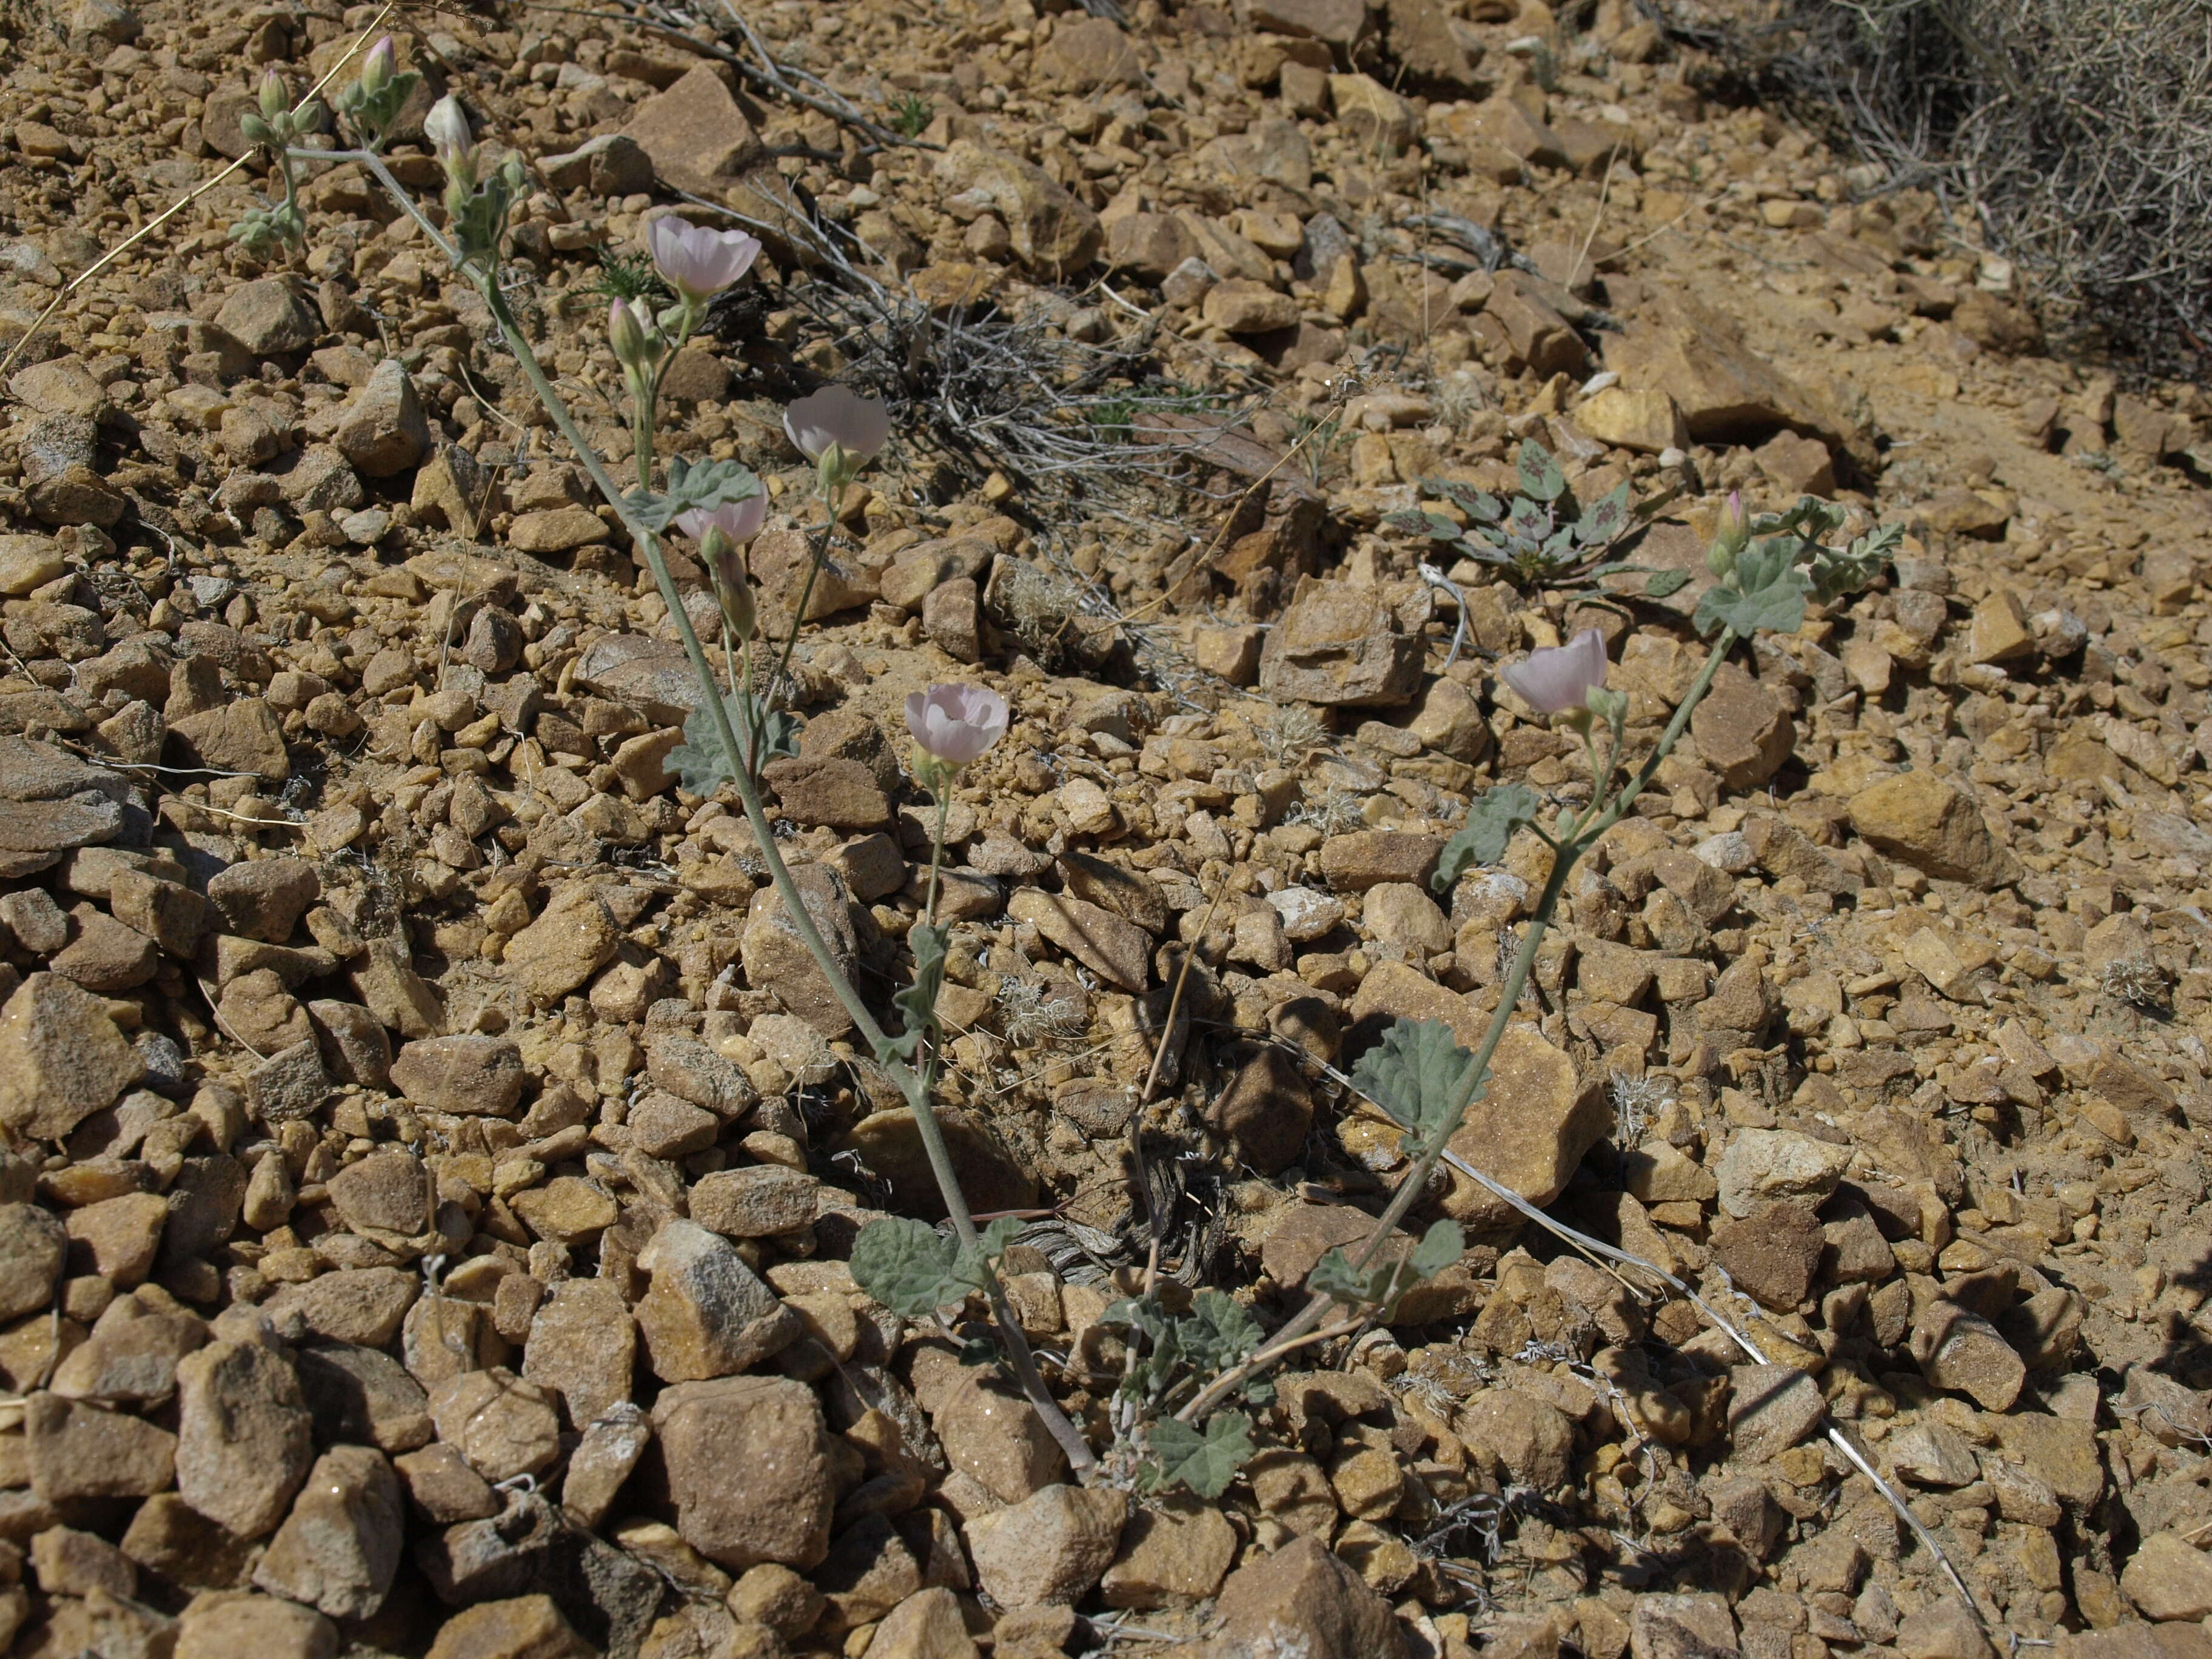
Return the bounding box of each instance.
[784,386,891,466]
[675,496,768,547]
[905,683,1009,767]
[647,214,762,302]
[1500,627,1609,714]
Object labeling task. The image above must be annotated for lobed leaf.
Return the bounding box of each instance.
[851,1218,970,1316]
[1352,1018,1485,1153]
[1432,783,1538,893]
[1144,1412,1255,1500]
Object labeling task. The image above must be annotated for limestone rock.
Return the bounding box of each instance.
[1602,292,1866,458]
[1007,889,1150,992]
[1201,1043,1315,1175]
[1909,1302,2025,1411]
[504,886,621,1005]
[390,1034,527,1116]
[740,863,862,1037]
[1689,663,1794,791]
[964,1484,1127,1608]
[621,65,760,193]
[762,756,891,830]
[934,1373,1065,1504]
[2121,1533,2212,1622]
[635,1218,800,1381]
[934,141,1100,276]
[424,1596,595,1659]
[1438,1025,1608,1231]
[1099,1498,1238,1608]
[0,1201,66,1319]
[252,1444,403,1620]
[1205,1533,1404,1659]
[651,1375,834,1570]
[171,699,289,782]
[25,1389,177,1499]
[1711,1202,1823,1311]
[1727,1364,1826,1462]
[215,280,318,355]
[863,1587,977,1659]
[1848,771,2020,889]
[1455,1389,1575,1488]
[0,972,144,1141]
[427,1369,563,1483]
[332,359,431,479]
[1575,386,1690,454]
[521,1278,635,1429]
[1259,580,1423,707]
[1715,1128,1854,1219]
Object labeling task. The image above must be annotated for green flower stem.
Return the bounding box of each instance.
[925,789,950,929]
[357,155,1091,1471]
[748,488,838,767]
[1179,626,1743,1427]
[297,149,460,264]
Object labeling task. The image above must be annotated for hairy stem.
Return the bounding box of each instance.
[355,153,1093,1469]
[1179,626,1744,1426]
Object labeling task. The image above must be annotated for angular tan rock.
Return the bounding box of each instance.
[934,141,1101,276]
[175,1340,314,1539]
[252,1444,403,1620]
[521,1278,635,1429]
[740,863,862,1037]
[652,1375,834,1570]
[1008,889,1151,992]
[1258,580,1423,707]
[1206,1533,1403,1659]
[1726,1363,1826,1463]
[1848,771,2020,888]
[1575,386,1690,455]
[1909,1302,2025,1411]
[503,886,621,1005]
[934,1373,1065,1504]
[0,972,144,1141]
[1438,1024,1609,1231]
[635,1218,801,1381]
[1689,663,1793,791]
[389,1034,527,1116]
[964,1484,1127,1609]
[0,1201,66,1319]
[2121,1533,2212,1622]
[426,1369,563,1483]
[175,1596,335,1659]
[621,65,760,193]
[25,1389,177,1499]
[1099,1500,1238,1608]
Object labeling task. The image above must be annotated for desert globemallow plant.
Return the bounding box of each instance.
[256,39,1906,1495]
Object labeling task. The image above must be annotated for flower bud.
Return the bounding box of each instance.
[425,95,475,180]
[1708,489,1750,580]
[258,69,288,122]
[608,299,652,371]
[701,528,756,641]
[361,35,395,95]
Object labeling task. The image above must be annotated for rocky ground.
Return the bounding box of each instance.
[3,0,2212,1656]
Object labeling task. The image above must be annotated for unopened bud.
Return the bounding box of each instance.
[425,95,475,181]
[608,299,651,371]
[703,526,756,641]
[258,69,287,122]
[361,35,395,95]
[1708,489,1750,580]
